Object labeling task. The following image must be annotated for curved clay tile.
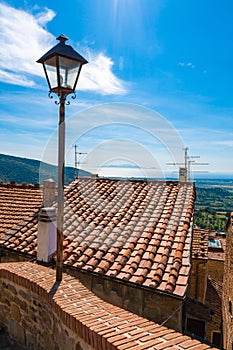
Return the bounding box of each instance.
[2,179,195,298]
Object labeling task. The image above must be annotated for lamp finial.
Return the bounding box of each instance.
[57,34,68,43]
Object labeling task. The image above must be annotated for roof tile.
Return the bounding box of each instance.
[0,183,42,238]
[1,179,195,297]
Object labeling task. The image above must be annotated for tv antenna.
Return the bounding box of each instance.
[167,147,209,181]
[73,144,87,178]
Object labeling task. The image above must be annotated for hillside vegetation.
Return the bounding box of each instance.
[0,153,91,185]
[194,186,233,231]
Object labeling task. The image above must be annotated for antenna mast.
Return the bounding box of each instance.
[167,147,209,181]
[73,144,87,178]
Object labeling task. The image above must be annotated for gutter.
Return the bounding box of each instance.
[0,245,186,301]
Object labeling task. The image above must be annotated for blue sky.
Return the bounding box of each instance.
[0,0,233,178]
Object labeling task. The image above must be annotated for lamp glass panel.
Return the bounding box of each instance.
[59,56,80,90]
[44,56,58,89]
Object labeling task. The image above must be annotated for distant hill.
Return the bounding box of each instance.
[0,154,91,185]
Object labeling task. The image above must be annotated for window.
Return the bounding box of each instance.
[208,239,221,248]
[229,299,232,315]
[186,318,205,338]
[211,331,222,347]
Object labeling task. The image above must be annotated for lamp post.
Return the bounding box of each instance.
[37,34,88,282]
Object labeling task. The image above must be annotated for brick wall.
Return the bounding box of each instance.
[0,262,218,350]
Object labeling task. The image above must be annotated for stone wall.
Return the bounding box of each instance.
[0,248,31,263]
[205,311,222,347]
[0,249,184,332]
[188,258,208,304]
[223,214,233,350]
[0,267,93,350]
[208,259,224,283]
[65,266,183,332]
[0,262,220,350]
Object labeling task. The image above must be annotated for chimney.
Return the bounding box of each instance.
[179,167,187,182]
[43,179,56,207]
[37,208,57,263]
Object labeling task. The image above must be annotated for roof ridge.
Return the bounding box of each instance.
[0,181,40,189]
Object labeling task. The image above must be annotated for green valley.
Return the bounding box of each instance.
[194,180,233,231]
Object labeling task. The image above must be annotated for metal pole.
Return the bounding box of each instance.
[184,147,188,171]
[75,144,77,178]
[56,93,66,282]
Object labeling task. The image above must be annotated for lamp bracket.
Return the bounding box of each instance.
[48,92,59,105]
[48,91,76,105]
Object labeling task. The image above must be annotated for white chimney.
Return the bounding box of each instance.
[37,208,57,263]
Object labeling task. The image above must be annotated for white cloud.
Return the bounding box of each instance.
[78,51,127,95]
[0,4,55,80]
[0,3,127,95]
[0,69,35,87]
[178,62,196,69]
[214,140,233,147]
[35,7,55,26]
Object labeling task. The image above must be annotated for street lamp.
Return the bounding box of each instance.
[37,34,88,282]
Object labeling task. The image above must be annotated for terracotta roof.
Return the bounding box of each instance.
[0,261,218,350]
[1,178,195,297]
[208,233,226,261]
[192,228,226,261]
[0,182,42,238]
[191,228,209,260]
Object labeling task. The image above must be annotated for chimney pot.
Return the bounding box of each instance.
[43,179,56,206]
[37,207,57,263]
